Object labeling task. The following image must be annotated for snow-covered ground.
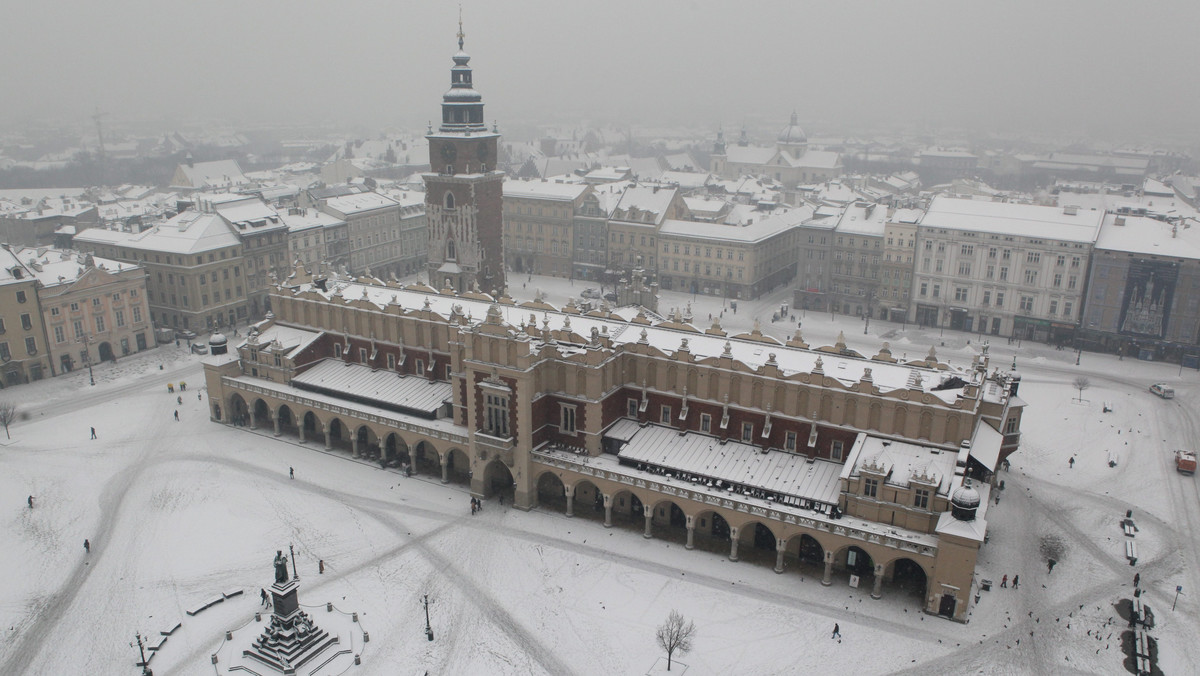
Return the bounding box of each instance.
[1,274,1197,675]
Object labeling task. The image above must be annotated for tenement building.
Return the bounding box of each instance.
[205,265,1023,622]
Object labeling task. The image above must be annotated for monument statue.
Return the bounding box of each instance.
[274,550,289,584]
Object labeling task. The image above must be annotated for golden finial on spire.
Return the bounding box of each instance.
[457,5,465,50]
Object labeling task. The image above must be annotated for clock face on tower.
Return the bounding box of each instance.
[441,143,457,164]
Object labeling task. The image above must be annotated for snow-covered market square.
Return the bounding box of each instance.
[2,273,1196,676]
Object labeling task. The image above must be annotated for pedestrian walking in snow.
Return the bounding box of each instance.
[198,393,202,400]
[1013,575,1019,589]
[832,623,841,639]
[1048,559,1056,574]
[1133,573,1140,587]
[90,427,97,439]
[319,560,325,574]
[1001,574,1008,588]
[289,467,294,479]
[168,383,174,393]
[260,588,269,607]
[27,495,33,508]
[177,395,182,405]
[471,500,477,516]
[84,539,90,553]
[1068,457,1075,468]
[174,410,179,421]
[180,382,186,391]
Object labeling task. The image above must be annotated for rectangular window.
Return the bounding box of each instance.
[1020,296,1034,312]
[1063,301,1073,318]
[955,287,968,302]
[1027,252,1041,264]
[1004,417,1018,434]
[660,405,671,424]
[831,440,844,461]
[914,488,930,509]
[16,290,26,304]
[387,353,396,370]
[995,292,1004,307]
[628,398,638,417]
[1053,273,1063,287]
[334,344,343,358]
[700,413,712,433]
[95,316,105,333]
[1049,300,1058,315]
[132,307,142,323]
[1068,275,1077,290]
[0,342,8,361]
[115,310,125,327]
[25,337,36,355]
[785,431,797,451]
[1023,269,1037,285]
[20,313,32,330]
[932,284,941,299]
[359,348,367,363]
[560,405,577,434]
[958,262,971,276]
[73,320,83,339]
[54,326,65,343]
[863,477,878,498]
[999,267,1009,281]
[741,422,753,442]
[485,393,510,437]
[415,359,425,375]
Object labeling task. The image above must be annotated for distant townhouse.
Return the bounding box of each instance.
[0,196,98,248]
[0,248,52,384]
[169,157,250,192]
[15,247,153,373]
[212,195,290,317]
[75,209,248,332]
[607,185,684,278]
[829,202,886,319]
[503,179,591,278]
[913,197,1103,341]
[318,191,418,278]
[880,209,922,323]
[280,207,344,274]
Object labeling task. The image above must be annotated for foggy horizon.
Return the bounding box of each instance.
[4,0,1199,145]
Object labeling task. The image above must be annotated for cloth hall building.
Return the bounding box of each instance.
[204,265,1022,622]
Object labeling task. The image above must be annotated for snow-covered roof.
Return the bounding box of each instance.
[614,423,843,506]
[503,179,589,201]
[659,205,814,244]
[75,210,241,255]
[845,435,958,496]
[279,208,345,234]
[920,196,1104,243]
[10,247,139,288]
[1094,213,1200,260]
[611,185,677,225]
[968,422,1004,472]
[292,359,451,415]
[244,323,323,359]
[724,145,776,165]
[294,278,973,400]
[321,192,399,215]
[173,160,248,190]
[835,202,887,237]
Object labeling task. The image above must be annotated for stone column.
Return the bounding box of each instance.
[728,527,740,562]
[775,539,787,574]
[603,494,613,528]
[685,515,695,550]
[351,435,360,457]
[564,485,575,518]
[642,504,653,539]
[323,425,332,451]
[249,410,257,430]
[273,415,281,437]
[822,551,834,586]
[872,563,885,600]
[298,424,306,444]
[440,455,449,484]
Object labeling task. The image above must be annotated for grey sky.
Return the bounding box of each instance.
[4,0,1198,142]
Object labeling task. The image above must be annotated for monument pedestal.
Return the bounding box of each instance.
[244,579,338,674]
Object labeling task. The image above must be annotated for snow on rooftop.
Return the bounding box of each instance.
[291,359,451,415]
[921,195,1104,242]
[615,423,844,506]
[296,279,970,400]
[503,179,590,200]
[846,435,958,496]
[1094,213,1200,259]
[321,191,399,214]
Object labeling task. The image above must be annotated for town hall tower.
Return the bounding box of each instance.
[424,20,506,295]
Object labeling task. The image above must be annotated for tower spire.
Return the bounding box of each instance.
[457,6,465,51]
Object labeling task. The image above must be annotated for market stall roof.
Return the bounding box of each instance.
[291,359,451,415]
[614,423,842,506]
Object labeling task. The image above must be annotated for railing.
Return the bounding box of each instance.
[532,448,937,558]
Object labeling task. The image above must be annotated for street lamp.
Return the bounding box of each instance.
[80,334,95,386]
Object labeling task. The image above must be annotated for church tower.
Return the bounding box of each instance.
[424,17,506,295]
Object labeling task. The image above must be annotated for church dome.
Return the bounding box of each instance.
[777,111,807,144]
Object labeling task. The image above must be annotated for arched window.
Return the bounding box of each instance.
[446,239,457,261]
[444,192,455,209]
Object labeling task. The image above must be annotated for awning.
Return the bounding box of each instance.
[968,422,1004,472]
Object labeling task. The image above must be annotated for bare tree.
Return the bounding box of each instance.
[0,402,16,439]
[1072,376,1090,402]
[655,609,696,671]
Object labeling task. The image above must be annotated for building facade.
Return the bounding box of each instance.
[0,248,53,385]
[502,180,590,278]
[206,267,1024,624]
[19,248,154,373]
[912,197,1101,341]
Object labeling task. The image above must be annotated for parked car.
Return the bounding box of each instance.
[176,329,197,340]
[1175,449,1196,475]
[191,342,209,355]
[581,288,601,299]
[603,292,618,303]
[1149,383,1174,399]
